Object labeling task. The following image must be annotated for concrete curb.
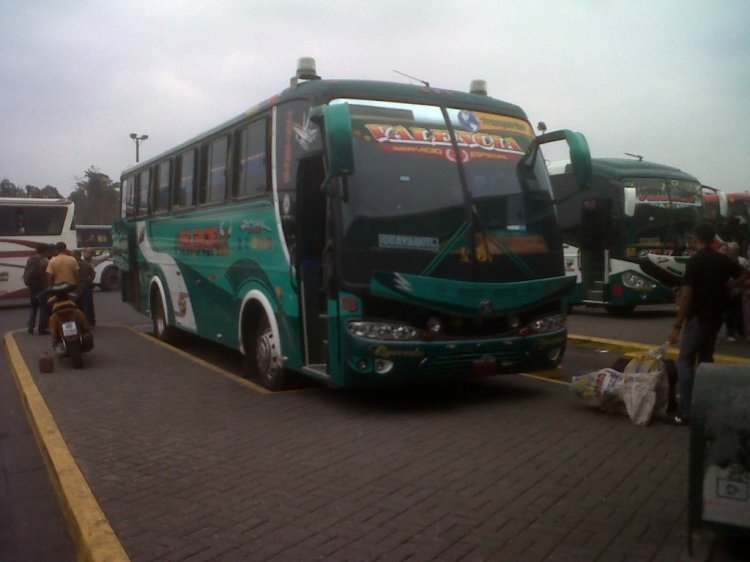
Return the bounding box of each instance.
[3,331,129,562]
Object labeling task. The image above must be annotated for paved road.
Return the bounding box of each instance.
[2,294,748,561]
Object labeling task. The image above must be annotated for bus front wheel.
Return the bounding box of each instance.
[246,314,287,390]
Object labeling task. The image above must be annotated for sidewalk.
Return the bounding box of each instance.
[5,327,748,561]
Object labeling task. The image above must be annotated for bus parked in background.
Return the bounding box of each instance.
[0,197,76,302]
[704,190,749,255]
[75,224,113,249]
[74,224,121,291]
[113,58,592,389]
[549,158,704,315]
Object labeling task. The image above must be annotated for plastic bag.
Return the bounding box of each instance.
[619,371,662,425]
[570,342,669,426]
[570,369,623,411]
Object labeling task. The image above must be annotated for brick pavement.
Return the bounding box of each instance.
[5,327,743,561]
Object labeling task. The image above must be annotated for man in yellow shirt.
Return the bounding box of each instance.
[46,242,79,286]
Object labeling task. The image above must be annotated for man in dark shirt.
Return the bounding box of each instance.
[668,223,749,424]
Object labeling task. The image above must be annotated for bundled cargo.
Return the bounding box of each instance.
[570,343,671,426]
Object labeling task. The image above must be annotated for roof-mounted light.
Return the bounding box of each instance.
[470,79,487,96]
[291,56,321,87]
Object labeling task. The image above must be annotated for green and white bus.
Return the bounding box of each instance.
[549,158,704,315]
[114,58,592,389]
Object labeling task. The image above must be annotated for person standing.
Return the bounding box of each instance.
[722,242,748,341]
[46,241,79,286]
[23,244,49,334]
[76,248,96,326]
[668,224,750,425]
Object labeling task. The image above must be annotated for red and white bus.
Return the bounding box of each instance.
[0,197,76,302]
[704,190,750,255]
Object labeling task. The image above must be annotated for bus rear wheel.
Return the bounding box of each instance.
[152,292,176,343]
[246,314,287,390]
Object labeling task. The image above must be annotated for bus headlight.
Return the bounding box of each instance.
[527,313,566,334]
[347,320,418,341]
[622,271,657,291]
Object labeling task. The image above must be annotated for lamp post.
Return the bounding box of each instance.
[129,133,148,162]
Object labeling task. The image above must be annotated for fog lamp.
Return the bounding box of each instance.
[374,359,394,375]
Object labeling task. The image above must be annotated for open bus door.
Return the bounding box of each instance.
[111,219,139,306]
[295,102,356,380]
[579,197,613,303]
[296,155,329,371]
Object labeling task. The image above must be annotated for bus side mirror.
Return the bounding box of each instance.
[521,129,592,194]
[311,103,354,199]
[624,187,637,217]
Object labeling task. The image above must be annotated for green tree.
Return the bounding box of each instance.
[40,185,63,198]
[0,179,25,197]
[1,179,62,198]
[25,184,62,198]
[70,167,119,225]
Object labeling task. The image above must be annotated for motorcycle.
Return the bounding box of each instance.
[47,283,94,368]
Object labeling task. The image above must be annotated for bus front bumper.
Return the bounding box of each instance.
[338,330,567,387]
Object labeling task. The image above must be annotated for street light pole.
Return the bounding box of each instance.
[129,133,148,162]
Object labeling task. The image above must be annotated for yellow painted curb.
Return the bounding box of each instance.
[568,333,750,364]
[4,331,129,562]
[529,365,564,380]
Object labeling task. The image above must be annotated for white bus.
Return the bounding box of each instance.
[0,197,76,302]
[74,224,121,291]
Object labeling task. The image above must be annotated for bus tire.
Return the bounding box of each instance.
[152,291,176,344]
[245,313,287,390]
[100,266,121,291]
[605,305,636,316]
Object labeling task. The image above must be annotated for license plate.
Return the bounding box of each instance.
[61,321,79,337]
[471,354,498,376]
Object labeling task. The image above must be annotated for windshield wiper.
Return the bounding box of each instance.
[439,106,479,266]
[434,107,534,278]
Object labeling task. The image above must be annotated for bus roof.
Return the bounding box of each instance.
[122,77,528,177]
[590,158,700,183]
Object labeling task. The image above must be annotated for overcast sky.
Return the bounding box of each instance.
[1,0,748,195]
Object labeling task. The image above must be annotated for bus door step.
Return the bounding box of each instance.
[301,364,330,381]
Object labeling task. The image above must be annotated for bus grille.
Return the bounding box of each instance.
[421,350,522,376]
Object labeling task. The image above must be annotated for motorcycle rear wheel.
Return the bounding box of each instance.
[69,340,83,369]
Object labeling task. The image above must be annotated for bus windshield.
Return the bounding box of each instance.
[336,100,559,285]
[624,177,702,253]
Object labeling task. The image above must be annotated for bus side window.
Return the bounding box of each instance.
[0,207,16,235]
[236,119,269,198]
[154,161,171,214]
[123,177,136,218]
[202,136,228,204]
[136,169,150,217]
[175,150,196,210]
[0,206,66,235]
